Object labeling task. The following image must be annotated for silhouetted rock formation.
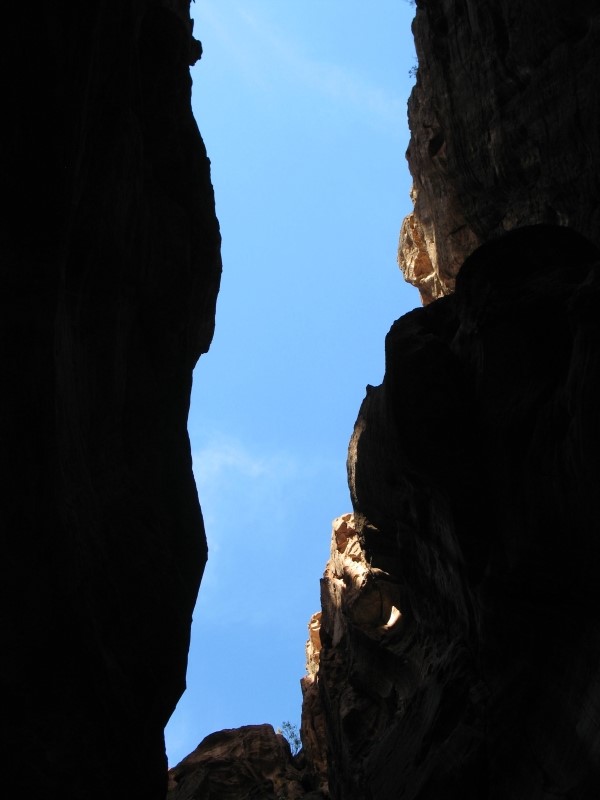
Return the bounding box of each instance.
[2,3,220,798]
[317,225,600,799]
[400,0,600,303]
[309,3,600,796]
[167,725,321,800]
[158,0,600,796]
[21,0,600,797]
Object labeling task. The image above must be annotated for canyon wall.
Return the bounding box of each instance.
[313,1,600,798]
[167,725,318,800]
[400,0,600,303]
[166,1,600,798]
[2,3,220,797]
[317,225,600,799]
[10,0,600,797]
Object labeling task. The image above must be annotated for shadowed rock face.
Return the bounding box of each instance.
[16,1,600,797]
[2,3,221,797]
[167,725,320,800]
[400,0,600,302]
[317,225,600,799]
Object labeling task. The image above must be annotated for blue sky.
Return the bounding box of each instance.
[165,1,419,765]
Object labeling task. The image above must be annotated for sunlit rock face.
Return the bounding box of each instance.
[399,0,600,303]
[316,225,600,799]
[167,725,318,800]
[2,3,221,797]
[301,612,330,796]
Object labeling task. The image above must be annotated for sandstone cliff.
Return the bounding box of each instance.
[311,1,600,796]
[14,0,600,797]
[2,3,220,797]
[163,1,600,797]
[317,225,600,799]
[167,725,318,800]
[400,0,600,303]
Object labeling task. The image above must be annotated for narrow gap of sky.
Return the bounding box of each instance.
[166,0,418,765]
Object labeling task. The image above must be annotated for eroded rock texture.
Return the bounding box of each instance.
[301,612,330,797]
[400,0,600,302]
[167,724,322,800]
[2,3,220,797]
[315,2,600,792]
[316,225,600,799]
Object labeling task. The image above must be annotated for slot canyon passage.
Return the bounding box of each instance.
[3,2,600,800]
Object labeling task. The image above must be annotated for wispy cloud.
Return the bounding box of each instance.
[238,8,405,124]
[191,435,299,556]
[193,3,274,91]
[194,3,404,126]
[193,438,284,483]
[193,436,297,515]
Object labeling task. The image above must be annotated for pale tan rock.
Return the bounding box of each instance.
[303,514,413,797]
[300,612,329,796]
[322,514,404,644]
[305,612,322,678]
[398,186,441,304]
[398,184,479,305]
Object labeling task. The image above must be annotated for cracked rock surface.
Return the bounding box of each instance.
[316,225,600,799]
[400,0,600,303]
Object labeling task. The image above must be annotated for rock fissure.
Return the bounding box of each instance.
[6,1,600,798]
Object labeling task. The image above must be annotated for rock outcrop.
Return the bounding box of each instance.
[400,0,600,303]
[2,3,220,797]
[310,0,600,786]
[316,225,600,798]
[300,612,330,796]
[161,1,600,796]
[167,725,319,800]
[22,0,600,797]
